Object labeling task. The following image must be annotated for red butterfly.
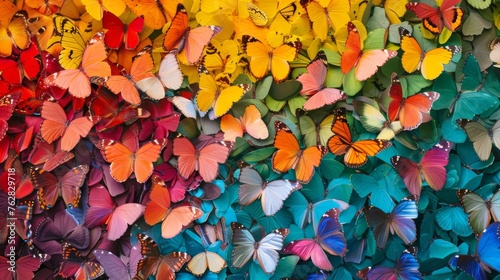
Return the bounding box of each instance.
[139,99,181,140]
[40,101,100,151]
[103,11,144,50]
[28,165,89,209]
[387,73,439,130]
[406,0,464,34]
[0,254,49,280]
[0,92,21,142]
[59,243,104,280]
[28,135,75,171]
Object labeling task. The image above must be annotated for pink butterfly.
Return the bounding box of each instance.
[391,140,452,196]
[85,185,145,241]
[173,137,233,182]
[298,51,346,111]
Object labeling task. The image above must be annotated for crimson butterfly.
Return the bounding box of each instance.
[103,11,144,50]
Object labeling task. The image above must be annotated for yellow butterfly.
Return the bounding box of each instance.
[301,0,351,41]
[196,66,252,117]
[372,0,408,24]
[242,35,301,83]
[58,18,88,70]
[247,2,268,26]
[202,40,241,82]
[80,0,125,20]
[399,27,460,80]
[186,251,227,276]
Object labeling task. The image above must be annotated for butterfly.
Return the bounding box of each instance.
[238,167,302,216]
[372,0,408,24]
[34,210,91,249]
[272,120,327,184]
[242,35,301,83]
[458,189,500,235]
[357,247,422,280]
[163,4,222,65]
[298,51,347,111]
[0,5,30,57]
[365,196,419,249]
[139,99,181,140]
[40,101,99,152]
[98,134,167,183]
[246,2,268,26]
[406,0,463,34]
[388,73,440,130]
[457,119,500,161]
[220,104,268,142]
[391,140,452,196]
[133,52,184,101]
[0,42,41,82]
[173,137,233,182]
[144,175,203,239]
[0,254,49,280]
[123,0,178,29]
[300,0,351,41]
[28,165,89,209]
[89,84,151,132]
[196,67,251,117]
[352,97,403,141]
[59,242,105,280]
[186,250,227,276]
[449,222,500,280]
[106,49,157,105]
[231,222,289,274]
[94,247,141,280]
[103,11,144,50]
[81,0,125,21]
[27,136,74,171]
[399,27,460,80]
[341,22,397,81]
[45,25,111,98]
[135,233,191,280]
[283,208,347,271]
[0,93,21,142]
[194,217,228,249]
[328,108,391,168]
[296,110,334,148]
[85,185,145,241]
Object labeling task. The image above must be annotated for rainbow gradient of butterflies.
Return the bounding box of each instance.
[2,0,500,279]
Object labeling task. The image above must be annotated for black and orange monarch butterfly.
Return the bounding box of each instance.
[328,108,391,168]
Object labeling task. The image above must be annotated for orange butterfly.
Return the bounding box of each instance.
[173,137,234,182]
[106,48,156,105]
[40,101,100,152]
[123,0,181,29]
[0,5,30,57]
[144,175,203,239]
[328,108,391,168]
[98,131,167,183]
[272,121,327,184]
[25,0,64,15]
[44,32,111,98]
[220,104,269,142]
[163,4,222,65]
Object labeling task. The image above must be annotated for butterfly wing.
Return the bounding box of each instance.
[107,203,145,241]
[213,83,250,117]
[144,176,171,225]
[419,140,451,192]
[346,139,390,168]
[328,108,352,156]
[391,199,418,245]
[231,223,257,269]
[156,252,192,280]
[458,120,491,161]
[284,239,332,270]
[341,22,362,75]
[272,121,301,174]
[183,26,222,65]
[295,145,327,184]
[421,46,457,81]
[317,209,347,257]
[123,0,171,29]
[161,205,203,238]
[366,206,391,249]
[440,0,463,32]
[163,4,188,51]
[238,167,264,206]
[60,165,89,208]
[101,141,134,183]
[40,101,67,145]
[102,11,125,49]
[399,29,423,74]
[406,2,442,33]
[244,36,272,80]
[391,156,421,196]
[262,179,302,216]
[304,88,347,111]
[158,53,183,90]
[256,228,289,273]
[477,222,500,273]
[124,15,144,50]
[241,105,268,140]
[198,142,232,182]
[355,49,397,81]
[270,41,301,83]
[173,137,197,179]
[299,52,328,96]
[28,167,59,209]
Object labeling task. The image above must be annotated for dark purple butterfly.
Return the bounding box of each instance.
[283,208,347,271]
[0,254,50,280]
[34,210,90,250]
[0,194,34,244]
[59,242,104,280]
[449,222,500,280]
[365,196,419,249]
[357,247,422,280]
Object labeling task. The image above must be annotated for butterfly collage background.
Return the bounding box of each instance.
[2,0,500,279]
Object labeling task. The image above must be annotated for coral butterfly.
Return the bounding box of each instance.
[242,35,302,83]
[28,165,89,209]
[163,4,222,65]
[220,104,268,142]
[399,27,460,80]
[406,0,463,34]
[327,108,391,168]
[272,120,327,184]
[144,175,203,239]
[135,233,191,279]
[283,208,347,271]
[341,22,397,81]
[298,51,347,111]
[103,11,144,50]
[40,101,100,152]
[391,140,452,196]
[388,73,440,130]
[173,137,233,182]
[85,185,145,241]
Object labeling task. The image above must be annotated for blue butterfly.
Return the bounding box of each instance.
[357,247,422,279]
[449,222,500,280]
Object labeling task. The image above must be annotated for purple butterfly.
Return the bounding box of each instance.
[283,208,347,271]
[94,245,141,280]
[357,247,422,280]
[365,196,419,249]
